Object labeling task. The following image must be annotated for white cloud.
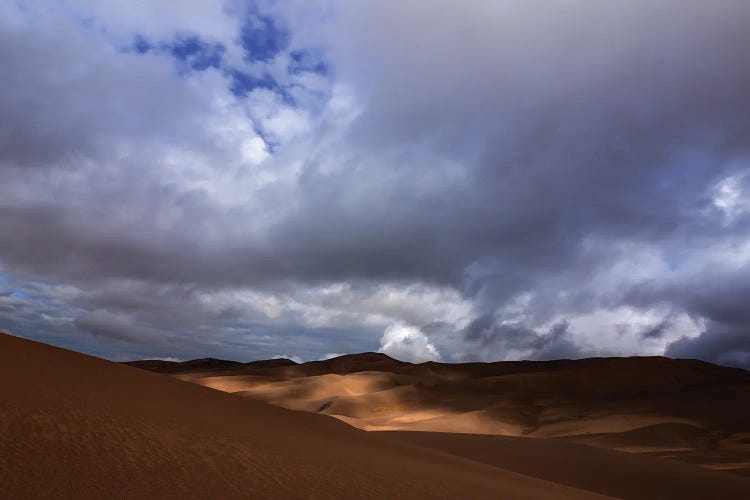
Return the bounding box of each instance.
[241,136,270,164]
[713,172,749,220]
[271,353,303,364]
[150,356,184,362]
[378,324,441,363]
[559,307,703,356]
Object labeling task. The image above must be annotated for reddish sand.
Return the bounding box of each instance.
[5,333,750,498]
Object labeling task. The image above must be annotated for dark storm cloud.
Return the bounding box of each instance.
[256,0,750,330]
[1,1,750,363]
[627,266,750,367]
[460,314,584,362]
[666,325,750,370]
[640,320,673,340]
[74,309,149,343]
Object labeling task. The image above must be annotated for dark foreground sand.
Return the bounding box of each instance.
[383,431,750,499]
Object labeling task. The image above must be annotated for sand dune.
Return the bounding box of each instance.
[1,333,606,499]
[159,352,750,475]
[5,333,750,498]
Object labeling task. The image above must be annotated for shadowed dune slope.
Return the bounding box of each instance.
[0,333,606,499]
[382,431,750,499]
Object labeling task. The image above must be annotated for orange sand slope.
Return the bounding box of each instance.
[152,352,750,475]
[0,333,604,499]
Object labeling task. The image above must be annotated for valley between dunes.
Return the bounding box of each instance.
[150,351,750,477]
[3,331,750,499]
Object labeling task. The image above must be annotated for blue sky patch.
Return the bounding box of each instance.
[228,69,276,96]
[169,36,225,71]
[240,12,289,62]
[132,35,151,54]
[126,34,224,72]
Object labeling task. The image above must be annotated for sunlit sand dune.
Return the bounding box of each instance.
[155,352,750,476]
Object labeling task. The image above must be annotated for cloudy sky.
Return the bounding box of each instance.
[2,1,750,367]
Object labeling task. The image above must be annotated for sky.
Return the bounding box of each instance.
[2,1,750,367]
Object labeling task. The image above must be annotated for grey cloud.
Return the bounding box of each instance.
[640,319,673,340]
[626,266,750,362]
[460,314,584,362]
[0,11,214,168]
[74,309,146,343]
[4,1,747,290]
[666,324,750,370]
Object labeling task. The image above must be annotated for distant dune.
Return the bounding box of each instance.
[4,333,750,498]
[141,351,750,476]
[125,356,298,374]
